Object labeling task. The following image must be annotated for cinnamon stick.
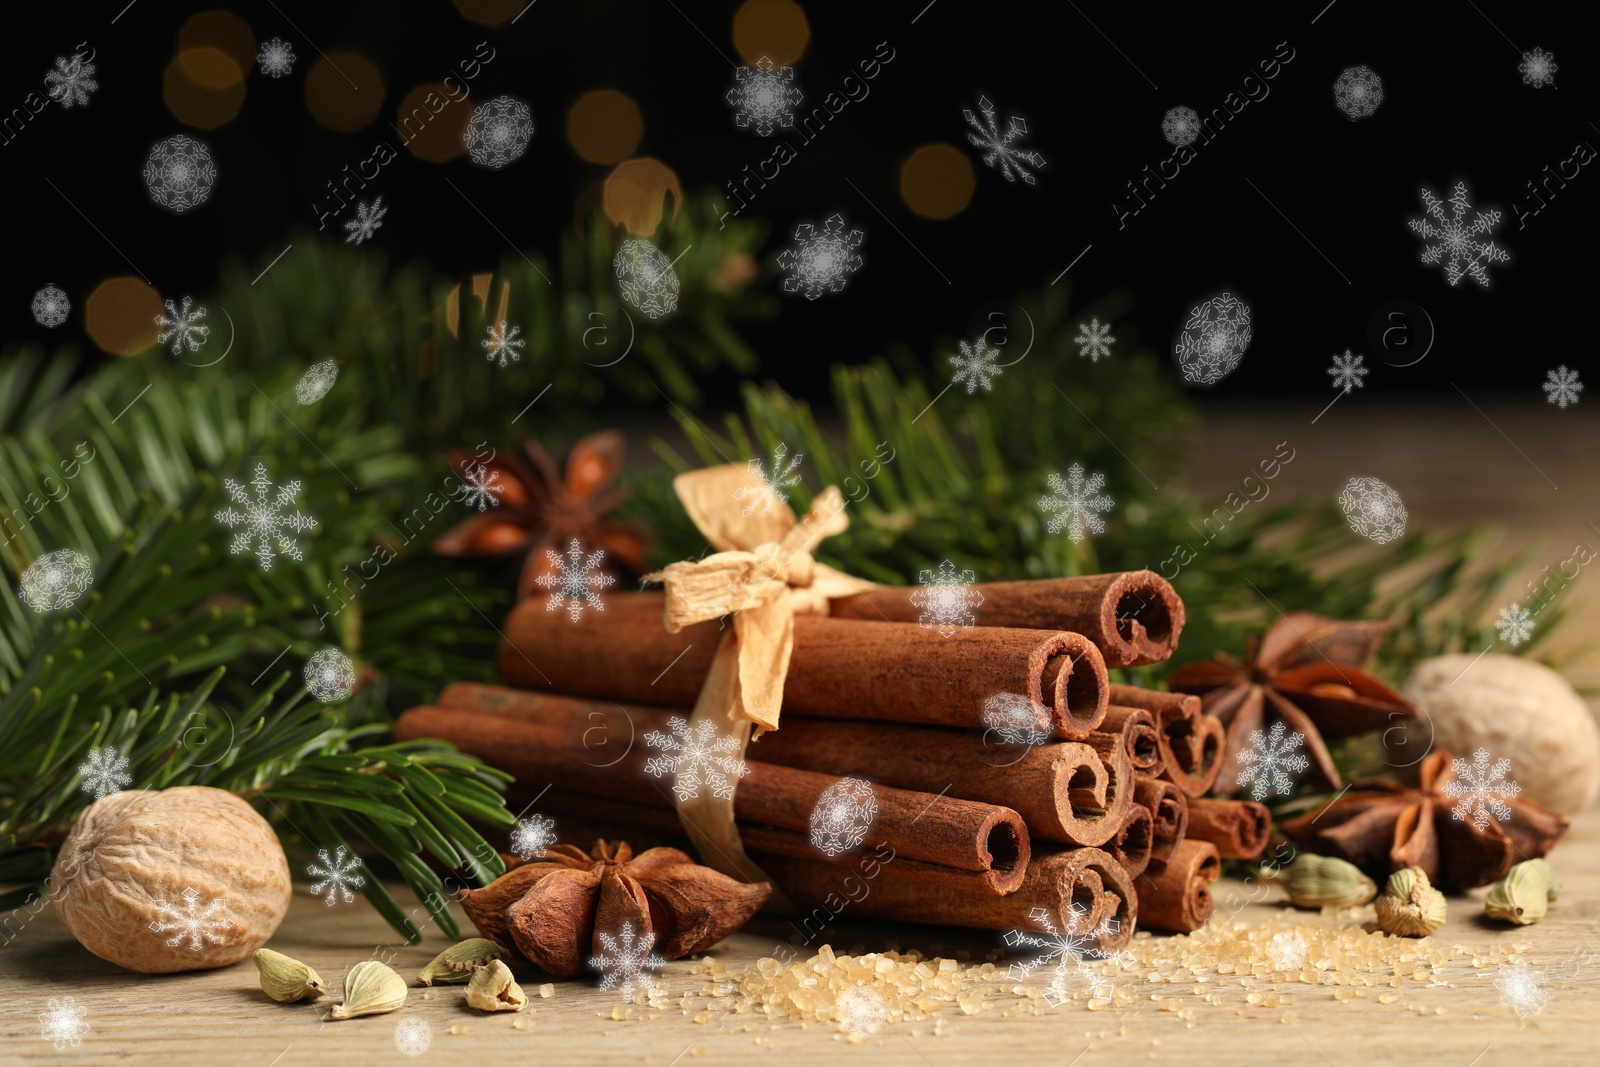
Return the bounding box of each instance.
[1138,838,1219,933]
[1111,685,1224,797]
[1185,797,1270,861]
[829,570,1185,668]
[1105,803,1153,879]
[1096,705,1164,780]
[1132,779,1189,871]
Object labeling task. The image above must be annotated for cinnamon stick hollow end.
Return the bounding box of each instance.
[1037,631,1109,740]
[1186,797,1270,861]
[1140,839,1220,933]
[1105,803,1154,879]
[1133,778,1189,870]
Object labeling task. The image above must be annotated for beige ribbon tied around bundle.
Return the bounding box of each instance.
[646,461,871,890]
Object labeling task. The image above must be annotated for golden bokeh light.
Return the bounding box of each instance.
[305,52,385,132]
[899,143,976,220]
[732,0,810,67]
[602,158,683,236]
[164,48,246,129]
[177,10,256,73]
[85,277,163,357]
[396,83,472,163]
[566,90,643,165]
[452,0,525,27]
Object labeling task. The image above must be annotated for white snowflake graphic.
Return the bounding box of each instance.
[344,195,386,245]
[295,360,339,405]
[215,463,319,571]
[613,238,681,320]
[809,777,878,857]
[1338,476,1407,544]
[1269,930,1308,972]
[1441,747,1520,830]
[1004,904,1120,1007]
[304,648,356,702]
[510,814,557,860]
[18,548,94,613]
[732,443,803,517]
[534,539,617,622]
[1328,349,1368,392]
[393,1017,432,1057]
[466,95,534,169]
[1235,721,1311,800]
[257,37,296,78]
[32,283,70,328]
[727,56,803,136]
[590,919,665,1000]
[38,996,90,1050]
[149,886,234,950]
[457,462,503,512]
[1040,464,1114,544]
[1495,959,1550,1019]
[155,295,210,355]
[836,983,886,1037]
[644,715,749,802]
[1333,65,1383,119]
[949,338,1003,394]
[481,320,525,367]
[982,693,1050,746]
[910,559,983,638]
[1408,182,1510,288]
[1161,106,1201,147]
[1174,291,1252,385]
[307,844,366,906]
[1543,365,1583,408]
[1075,317,1115,362]
[962,95,1047,186]
[78,747,131,799]
[1496,601,1535,647]
[778,213,864,300]
[143,134,216,213]
[44,53,98,109]
[1519,48,1557,88]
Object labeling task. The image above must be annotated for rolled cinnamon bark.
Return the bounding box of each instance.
[829,571,1185,668]
[1096,705,1164,780]
[1185,797,1270,860]
[1139,838,1219,933]
[1105,803,1153,879]
[1133,779,1189,871]
[1110,685,1224,797]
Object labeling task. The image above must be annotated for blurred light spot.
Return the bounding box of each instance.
[85,277,163,357]
[164,48,246,129]
[396,82,471,163]
[177,10,256,72]
[732,0,810,67]
[306,52,385,132]
[602,158,682,236]
[899,143,975,220]
[452,0,525,26]
[566,90,643,165]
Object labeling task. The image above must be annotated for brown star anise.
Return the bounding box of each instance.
[431,431,651,602]
[1167,612,1416,793]
[457,840,771,976]
[1281,748,1569,891]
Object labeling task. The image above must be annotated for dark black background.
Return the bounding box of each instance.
[5,0,1594,403]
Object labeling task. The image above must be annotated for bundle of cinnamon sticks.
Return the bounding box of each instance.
[398,571,1263,943]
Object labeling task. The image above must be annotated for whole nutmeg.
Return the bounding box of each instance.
[50,787,291,973]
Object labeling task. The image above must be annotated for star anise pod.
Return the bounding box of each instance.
[1167,612,1416,793]
[431,431,651,602]
[457,840,771,976]
[1281,748,1569,891]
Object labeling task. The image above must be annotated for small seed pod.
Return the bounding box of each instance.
[1279,854,1377,909]
[464,959,527,1012]
[1374,867,1447,937]
[330,960,407,1019]
[253,948,325,1002]
[1485,859,1561,925]
[418,938,507,985]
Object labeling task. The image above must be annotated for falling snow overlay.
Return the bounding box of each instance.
[809,777,878,856]
[45,53,98,108]
[344,196,386,245]
[910,559,983,638]
[1543,365,1583,408]
[308,845,366,905]
[510,814,557,860]
[1161,106,1201,147]
[295,360,339,404]
[155,296,210,355]
[394,1018,432,1057]
[778,213,864,300]
[39,997,90,1050]
[613,238,681,319]
[78,747,131,799]
[590,919,665,1000]
[457,462,503,511]
[1174,292,1252,385]
[1408,182,1510,288]
[32,284,70,327]
[1040,464,1114,545]
[1333,65,1383,119]
[732,443,803,517]
[257,37,296,78]
[144,134,216,213]
[466,95,534,169]
[982,693,1050,746]
[726,56,803,136]
[1496,959,1551,1019]
[535,539,617,622]
[644,715,749,802]
[304,648,356,702]
[837,984,886,1036]
[949,338,1003,393]
[1338,476,1407,544]
[1496,602,1535,647]
[1075,317,1115,362]
[481,320,525,366]
[215,463,318,571]
[149,887,233,950]
[1328,349,1368,391]
[1235,721,1311,800]
[18,549,93,613]
[1519,48,1557,88]
[1442,748,1521,830]
[1269,930,1308,972]
[1004,904,1120,1008]
[963,96,1047,186]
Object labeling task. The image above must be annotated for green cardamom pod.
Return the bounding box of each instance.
[253,948,326,1003]
[1279,854,1377,909]
[418,937,508,986]
[1485,859,1561,925]
[1374,866,1448,937]
[330,960,407,1020]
